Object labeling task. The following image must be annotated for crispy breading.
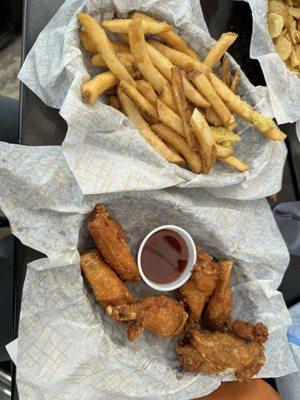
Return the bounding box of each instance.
[88,205,140,282]
[80,249,135,308]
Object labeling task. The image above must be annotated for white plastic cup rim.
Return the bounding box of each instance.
[137,225,197,291]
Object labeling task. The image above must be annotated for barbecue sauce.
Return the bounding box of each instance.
[141,229,188,284]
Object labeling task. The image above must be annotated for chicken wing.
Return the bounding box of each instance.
[80,249,135,308]
[204,260,233,331]
[176,328,265,382]
[179,250,219,321]
[106,295,188,341]
[227,320,269,344]
[88,205,140,282]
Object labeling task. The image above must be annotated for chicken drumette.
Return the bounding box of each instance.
[107,295,188,341]
[88,205,140,282]
[80,249,135,308]
[176,328,265,382]
[204,259,233,331]
[179,250,219,321]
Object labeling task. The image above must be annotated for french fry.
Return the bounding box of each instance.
[119,80,159,123]
[91,53,107,68]
[102,18,172,35]
[79,32,130,55]
[77,13,136,87]
[221,56,231,86]
[189,71,235,128]
[148,39,210,76]
[117,87,184,165]
[209,73,286,140]
[210,126,240,144]
[146,43,210,107]
[130,11,200,60]
[251,111,287,141]
[204,107,222,126]
[79,31,98,53]
[218,155,249,172]
[209,72,253,121]
[136,80,158,106]
[157,99,184,137]
[204,32,238,68]
[110,40,131,53]
[151,123,202,173]
[92,52,138,78]
[128,17,168,93]
[230,69,240,93]
[116,53,141,79]
[216,144,233,158]
[82,72,119,104]
[171,67,197,150]
[158,84,178,113]
[190,109,217,174]
[110,95,121,111]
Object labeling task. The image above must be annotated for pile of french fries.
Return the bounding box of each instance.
[77,11,286,174]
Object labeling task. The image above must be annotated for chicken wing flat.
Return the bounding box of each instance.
[88,205,140,282]
[179,250,219,321]
[176,329,265,382]
[227,320,269,344]
[106,295,188,341]
[204,260,233,331]
[80,249,135,308]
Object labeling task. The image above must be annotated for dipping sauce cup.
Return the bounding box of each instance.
[137,225,197,291]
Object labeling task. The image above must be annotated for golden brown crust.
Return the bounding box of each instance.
[80,249,135,308]
[204,260,233,331]
[227,320,269,344]
[179,249,219,321]
[177,329,265,382]
[88,205,140,282]
[107,295,188,341]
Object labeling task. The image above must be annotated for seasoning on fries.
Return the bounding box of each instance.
[77,11,286,174]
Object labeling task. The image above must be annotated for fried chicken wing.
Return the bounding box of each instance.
[106,295,188,341]
[227,320,269,344]
[204,260,233,331]
[179,250,219,321]
[176,329,265,382]
[80,249,135,308]
[88,205,140,282]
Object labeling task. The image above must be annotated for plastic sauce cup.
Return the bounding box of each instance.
[137,225,197,291]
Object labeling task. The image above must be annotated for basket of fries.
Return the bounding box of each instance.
[246,0,300,124]
[18,0,288,200]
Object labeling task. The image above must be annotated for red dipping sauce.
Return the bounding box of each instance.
[140,229,189,284]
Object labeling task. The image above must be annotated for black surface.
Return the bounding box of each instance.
[13,0,300,398]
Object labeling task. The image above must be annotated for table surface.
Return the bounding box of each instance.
[13,0,300,397]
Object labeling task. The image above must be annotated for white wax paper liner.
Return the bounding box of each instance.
[18,0,287,200]
[0,142,297,399]
[243,0,300,124]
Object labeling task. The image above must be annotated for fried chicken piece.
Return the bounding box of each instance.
[80,249,135,308]
[88,205,140,282]
[176,329,265,382]
[179,250,219,321]
[204,260,233,331]
[227,320,269,344]
[106,295,188,341]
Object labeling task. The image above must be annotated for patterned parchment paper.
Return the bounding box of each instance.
[0,142,297,399]
[18,0,287,200]
[244,0,300,124]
